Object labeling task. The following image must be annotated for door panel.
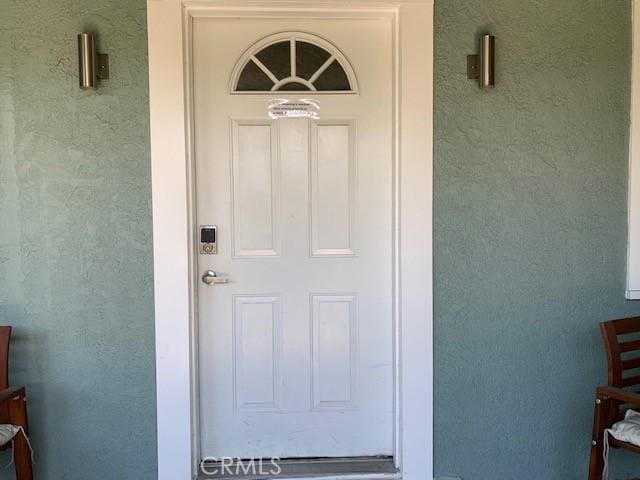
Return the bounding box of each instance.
[231,120,280,257]
[194,17,394,459]
[311,294,358,411]
[233,295,281,412]
[310,120,356,256]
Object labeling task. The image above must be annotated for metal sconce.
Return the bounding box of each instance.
[77,33,109,89]
[467,34,495,90]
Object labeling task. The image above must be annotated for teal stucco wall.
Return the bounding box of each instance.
[1,0,639,479]
[434,0,640,479]
[0,0,157,479]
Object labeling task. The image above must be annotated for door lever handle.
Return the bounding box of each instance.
[202,270,230,286]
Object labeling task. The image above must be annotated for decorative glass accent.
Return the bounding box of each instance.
[296,41,331,80]
[312,59,351,91]
[233,35,355,93]
[255,41,291,80]
[278,82,310,91]
[236,60,275,91]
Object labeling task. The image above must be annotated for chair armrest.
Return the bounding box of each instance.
[0,387,25,406]
[597,386,640,407]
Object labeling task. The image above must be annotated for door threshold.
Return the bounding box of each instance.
[198,456,399,480]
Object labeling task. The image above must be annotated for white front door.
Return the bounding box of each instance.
[194,16,394,459]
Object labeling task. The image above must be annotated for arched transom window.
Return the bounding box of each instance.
[231,33,358,93]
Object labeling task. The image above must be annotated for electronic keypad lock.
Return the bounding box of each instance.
[200,225,217,254]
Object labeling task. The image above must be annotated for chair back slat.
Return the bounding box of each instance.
[622,357,640,371]
[605,317,640,335]
[601,317,640,388]
[620,339,640,353]
[623,375,640,388]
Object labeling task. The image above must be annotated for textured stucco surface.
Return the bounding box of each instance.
[0,0,157,479]
[1,0,639,478]
[434,0,640,479]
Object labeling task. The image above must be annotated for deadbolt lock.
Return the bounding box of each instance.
[200,225,217,255]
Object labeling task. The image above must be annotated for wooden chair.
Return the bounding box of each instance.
[0,327,33,480]
[588,317,640,480]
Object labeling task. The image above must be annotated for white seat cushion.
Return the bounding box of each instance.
[0,424,19,446]
[609,409,640,447]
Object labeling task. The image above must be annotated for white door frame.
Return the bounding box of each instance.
[628,0,640,299]
[147,1,434,479]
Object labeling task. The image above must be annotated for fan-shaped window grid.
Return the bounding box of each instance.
[235,39,353,93]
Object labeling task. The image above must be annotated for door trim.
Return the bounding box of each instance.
[628,0,640,299]
[147,1,434,479]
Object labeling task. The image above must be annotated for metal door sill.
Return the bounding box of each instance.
[198,456,399,480]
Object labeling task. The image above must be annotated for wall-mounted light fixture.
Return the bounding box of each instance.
[77,33,109,89]
[467,34,495,90]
